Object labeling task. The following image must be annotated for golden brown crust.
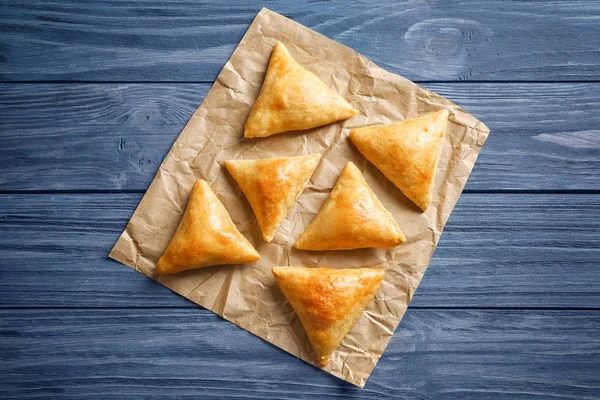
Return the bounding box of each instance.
[294,162,405,250]
[156,180,260,274]
[244,41,358,138]
[225,154,321,242]
[272,266,385,366]
[350,109,449,211]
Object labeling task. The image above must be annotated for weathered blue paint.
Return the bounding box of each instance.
[1,1,599,397]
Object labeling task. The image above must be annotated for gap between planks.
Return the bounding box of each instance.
[1,189,600,195]
[1,306,599,310]
[3,80,600,85]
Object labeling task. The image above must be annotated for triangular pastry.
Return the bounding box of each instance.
[156,180,260,274]
[225,154,321,242]
[244,41,358,138]
[294,162,405,251]
[272,266,385,366]
[350,109,449,211]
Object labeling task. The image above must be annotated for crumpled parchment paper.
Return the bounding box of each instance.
[109,8,490,387]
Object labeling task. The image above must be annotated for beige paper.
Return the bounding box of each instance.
[109,8,489,387]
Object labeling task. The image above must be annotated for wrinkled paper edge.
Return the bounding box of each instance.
[109,8,490,388]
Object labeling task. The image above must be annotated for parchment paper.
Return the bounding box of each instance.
[109,8,490,387]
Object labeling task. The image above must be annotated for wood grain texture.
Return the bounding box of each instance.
[1,83,600,191]
[1,1,599,397]
[1,1,599,82]
[0,84,207,191]
[0,193,598,308]
[1,308,598,399]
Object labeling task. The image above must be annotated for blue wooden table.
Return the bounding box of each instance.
[1,1,599,398]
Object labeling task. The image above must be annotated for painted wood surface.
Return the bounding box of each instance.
[1,193,598,309]
[1,1,600,82]
[1,309,598,399]
[1,83,600,192]
[2,1,600,397]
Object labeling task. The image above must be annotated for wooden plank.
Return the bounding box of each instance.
[0,84,208,191]
[1,308,598,398]
[1,1,599,82]
[1,193,598,308]
[1,83,599,192]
